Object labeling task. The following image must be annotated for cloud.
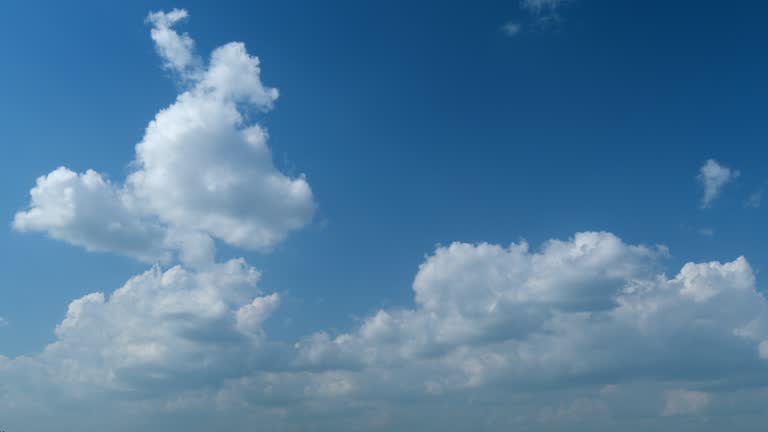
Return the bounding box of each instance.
[697,159,739,208]
[295,232,768,399]
[4,259,280,404]
[5,230,768,430]
[746,189,763,208]
[13,9,315,264]
[663,389,711,416]
[502,22,522,36]
[505,0,572,36]
[146,9,199,76]
[521,0,567,14]
[9,8,768,432]
[12,167,170,262]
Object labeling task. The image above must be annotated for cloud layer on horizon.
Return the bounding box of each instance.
[4,229,768,431]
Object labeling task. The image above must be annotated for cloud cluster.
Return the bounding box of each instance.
[295,233,768,392]
[13,9,315,265]
[6,224,768,430]
[7,9,768,432]
[521,0,567,14]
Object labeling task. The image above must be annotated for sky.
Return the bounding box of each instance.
[1,0,768,430]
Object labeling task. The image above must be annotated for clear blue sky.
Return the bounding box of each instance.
[1,1,768,430]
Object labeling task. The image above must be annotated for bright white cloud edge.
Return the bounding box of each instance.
[12,8,315,265]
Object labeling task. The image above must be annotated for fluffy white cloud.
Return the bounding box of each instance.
[38,259,278,394]
[4,230,768,431]
[146,9,199,76]
[12,167,169,262]
[296,232,663,368]
[698,159,739,208]
[13,9,315,263]
[295,232,768,397]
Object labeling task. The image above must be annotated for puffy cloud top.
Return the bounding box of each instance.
[13,9,315,265]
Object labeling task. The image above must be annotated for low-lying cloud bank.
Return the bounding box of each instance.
[4,231,768,431]
[6,9,768,432]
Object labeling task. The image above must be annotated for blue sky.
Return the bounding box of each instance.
[2,1,768,430]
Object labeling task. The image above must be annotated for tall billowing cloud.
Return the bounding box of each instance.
[697,159,739,208]
[13,9,315,264]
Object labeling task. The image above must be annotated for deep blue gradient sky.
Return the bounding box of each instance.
[1,0,766,374]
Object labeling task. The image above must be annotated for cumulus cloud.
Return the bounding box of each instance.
[295,232,768,398]
[13,9,315,264]
[12,167,169,262]
[5,230,768,430]
[146,9,199,76]
[41,259,278,394]
[698,159,739,208]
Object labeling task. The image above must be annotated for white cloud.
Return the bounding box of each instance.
[5,230,768,430]
[502,22,522,36]
[698,159,739,208]
[295,232,768,398]
[295,232,667,369]
[521,0,566,13]
[508,0,571,33]
[663,389,711,416]
[12,167,169,262]
[8,8,768,432]
[146,9,199,76]
[13,9,315,264]
[23,259,278,398]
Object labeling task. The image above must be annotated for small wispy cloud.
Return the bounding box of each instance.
[697,159,739,208]
[745,189,763,208]
[520,0,566,14]
[503,0,572,37]
[502,22,522,36]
